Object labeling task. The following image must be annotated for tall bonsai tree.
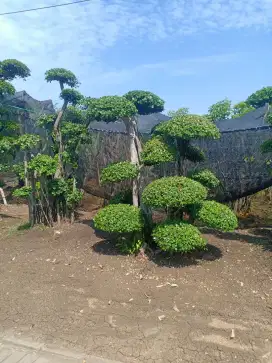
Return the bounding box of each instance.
[85,91,164,206]
[0,59,32,205]
[94,113,238,255]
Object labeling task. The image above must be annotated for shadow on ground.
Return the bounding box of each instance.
[203,227,272,252]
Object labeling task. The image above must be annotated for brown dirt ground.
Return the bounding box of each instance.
[0,203,271,363]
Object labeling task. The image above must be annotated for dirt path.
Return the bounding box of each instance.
[0,205,271,363]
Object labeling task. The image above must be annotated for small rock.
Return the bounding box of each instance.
[11,257,15,261]
[108,300,112,305]
[139,274,143,280]
[98,264,103,269]
[173,304,180,312]
[80,310,84,313]
[46,259,50,262]
[129,298,134,302]
[86,267,90,271]
[158,315,166,321]
[230,329,235,339]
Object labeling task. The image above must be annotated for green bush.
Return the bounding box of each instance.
[142,176,207,208]
[13,186,32,198]
[261,139,272,154]
[28,154,58,176]
[190,169,220,189]
[94,204,143,233]
[124,90,164,115]
[141,136,176,165]
[182,144,205,163]
[152,220,206,253]
[101,161,139,184]
[155,114,220,140]
[197,200,238,232]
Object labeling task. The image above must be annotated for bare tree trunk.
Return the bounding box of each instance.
[0,188,7,205]
[24,152,29,187]
[70,177,76,223]
[54,100,68,179]
[124,118,139,207]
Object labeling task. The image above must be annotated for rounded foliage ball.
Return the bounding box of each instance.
[142,176,207,208]
[155,114,220,140]
[94,204,143,233]
[141,136,176,165]
[124,90,164,115]
[60,88,83,105]
[0,59,30,81]
[197,200,238,232]
[190,169,220,189]
[246,87,272,109]
[101,161,139,184]
[152,221,206,253]
[85,96,137,123]
[45,68,79,88]
[28,154,58,176]
[0,80,15,97]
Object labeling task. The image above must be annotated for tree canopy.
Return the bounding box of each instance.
[246,87,272,108]
[45,68,79,89]
[207,98,232,122]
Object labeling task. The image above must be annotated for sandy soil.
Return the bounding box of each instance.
[0,204,271,363]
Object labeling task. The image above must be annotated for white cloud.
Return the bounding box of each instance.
[0,0,271,102]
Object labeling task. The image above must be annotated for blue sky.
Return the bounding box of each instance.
[0,0,272,114]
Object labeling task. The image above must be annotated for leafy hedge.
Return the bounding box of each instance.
[101,161,139,184]
[28,154,58,176]
[93,204,143,233]
[141,136,176,165]
[152,220,206,253]
[142,176,207,208]
[197,200,238,232]
[155,114,220,140]
[190,169,220,189]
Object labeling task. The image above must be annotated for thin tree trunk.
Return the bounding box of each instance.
[28,173,36,226]
[0,188,7,205]
[70,177,76,223]
[54,100,68,179]
[24,152,29,187]
[124,118,139,207]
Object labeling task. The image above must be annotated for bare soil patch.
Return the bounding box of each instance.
[0,204,271,363]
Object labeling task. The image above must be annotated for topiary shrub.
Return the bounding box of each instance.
[152,220,206,253]
[190,169,220,189]
[197,200,238,232]
[93,204,143,233]
[101,161,139,184]
[142,176,207,208]
[155,114,220,140]
[124,90,164,115]
[141,136,176,165]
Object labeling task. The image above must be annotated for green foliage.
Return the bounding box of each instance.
[60,88,83,105]
[45,68,79,88]
[261,139,272,154]
[0,136,17,154]
[17,134,40,150]
[13,163,25,180]
[265,112,272,125]
[28,154,57,176]
[124,90,164,115]
[85,96,137,123]
[0,59,30,81]
[141,136,176,165]
[180,143,205,163]
[48,178,69,196]
[197,200,238,232]
[232,101,255,118]
[66,188,83,208]
[152,220,206,253]
[13,186,32,198]
[101,161,139,184]
[36,114,56,127]
[142,176,207,208]
[246,87,272,108]
[116,236,143,254]
[207,98,232,121]
[109,189,133,205]
[155,114,220,140]
[63,106,86,124]
[190,169,220,189]
[167,107,189,117]
[94,204,143,233]
[0,80,15,98]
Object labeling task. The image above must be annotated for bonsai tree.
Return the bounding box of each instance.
[94,113,238,255]
[0,59,32,205]
[246,87,272,108]
[85,91,164,206]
